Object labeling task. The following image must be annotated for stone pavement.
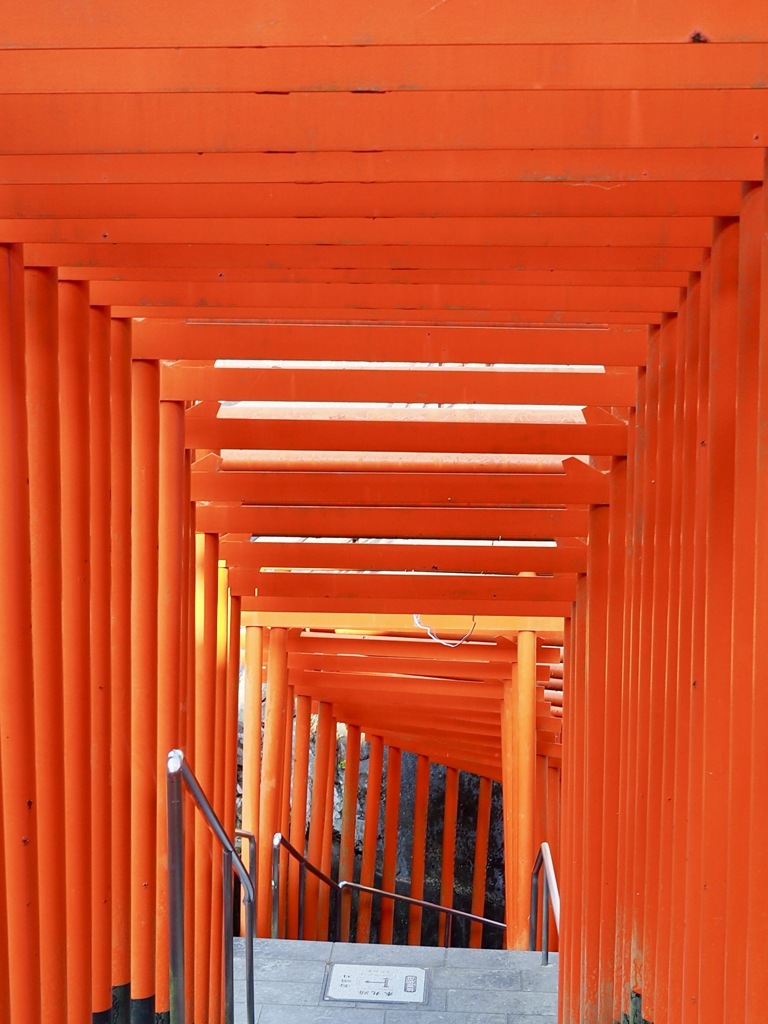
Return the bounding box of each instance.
[233,938,558,1024]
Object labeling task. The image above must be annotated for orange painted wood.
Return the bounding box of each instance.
[88,304,113,1019]
[257,627,288,937]
[305,702,333,940]
[154,400,185,1011]
[746,179,768,1024]
[80,278,679,315]
[193,466,611,507]
[207,504,591,541]
[171,367,637,411]
[4,43,768,93]
[24,240,705,272]
[698,219,740,1024]
[239,572,577,605]
[23,264,66,1024]
[317,719,337,940]
[5,0,767,47]
[0,215,712,249]
[469,777,492,948]
[356,735,384,943]
[407,755,430,945]
[223,541,588,576]
[109,317,133,1001]
[1,91,766,152]
[287,694,311,939]
[379,746,402,944]
[725,186,763,1024]
[3,180,742,219]
[192,532,218,1021]
[241,625,263,932]
[338,724,361,942]
[187,417,626,459]
[438,767,459,946]
[290,653,514,682]
[281,686,296,937]
[130,357,161,1010]
[1,246,42,1024]
[134,320,648,365]
[60,280,93,1022]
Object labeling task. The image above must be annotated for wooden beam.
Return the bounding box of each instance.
[165,366,637,409]
[196,504,590,539]
[135,321,649,365]
[220,540,588,574]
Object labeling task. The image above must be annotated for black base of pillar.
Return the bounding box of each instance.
[112,984,131,1024]
[130,995,155,1024]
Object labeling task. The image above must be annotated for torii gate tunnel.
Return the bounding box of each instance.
[1,3,768,1023]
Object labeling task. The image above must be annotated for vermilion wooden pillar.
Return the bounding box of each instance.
[241,624,263,931]
[698,218,740,1024]
[721,185,762,1024]
[318,715,337,939]
[599,456,628,1024]
[279,685,295,936]
[501,631,536,949]
[208,562,229,1024]
[305,700,333,940]
[643,315,678,1024]
[379,746,402,944]
[155,398,186,1018]
[225,594,242,841]
[469,776,492,948]
[665,278,701,1024]
[193,531,218,1022]
[288,694,312,939]
[681,258,712,1023]
[23,263,64,1024]
[88,304,113,1023]
[109,317,132,1023]
[438,766,458,947]
[746,169,768,1024]
[1,245,42,1024]
[130,357,160,1024]
[408,754,430,945]
[652,306,686,1024]
[338,723,361,942]
[257,627,288,937]
[357,735,384,943]
[59,279,93,1024]
[579,502,610,1021]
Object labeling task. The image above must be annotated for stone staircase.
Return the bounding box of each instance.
[234,938,558,1024]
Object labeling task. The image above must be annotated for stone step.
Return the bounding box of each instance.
[233,938,558,1024]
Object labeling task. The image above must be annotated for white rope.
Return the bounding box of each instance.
[413,613,476,648]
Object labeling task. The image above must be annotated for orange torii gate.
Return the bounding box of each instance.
[1,4,767,1024]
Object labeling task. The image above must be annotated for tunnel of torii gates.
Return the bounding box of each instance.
[1,4,768,1024]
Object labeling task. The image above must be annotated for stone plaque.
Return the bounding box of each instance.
[325,963,427,1004]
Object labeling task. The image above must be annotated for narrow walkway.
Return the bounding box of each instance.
[234,938,558,1024]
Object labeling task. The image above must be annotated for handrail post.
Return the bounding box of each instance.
[222,849,235,1024]
[271,834,281,939]
[298,861,306,940]
[529,869,539,952]
[167,751,186,1024]
[541,873,550,966]
[236,830,258,935]
[244,896,256,1024]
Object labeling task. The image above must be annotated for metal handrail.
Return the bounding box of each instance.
[272,832,340,941]
[167,749,257,1024]
[529,842,560,966]
[272,831,506,947]
[338,880,507,948]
